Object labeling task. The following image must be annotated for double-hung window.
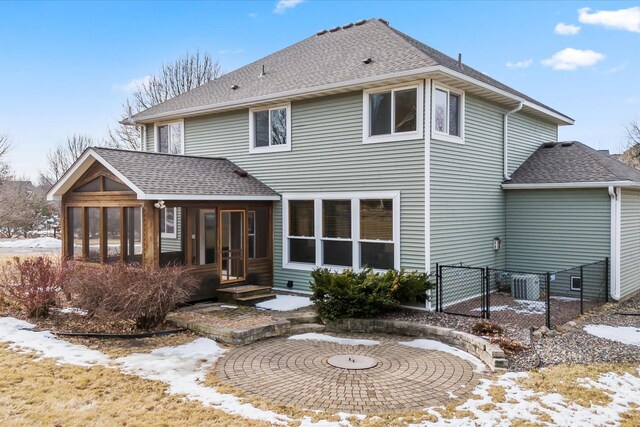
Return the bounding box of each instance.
[155,120,184,154]
[249,103,292,153]
[363,82,423,144]
[284,192,400,271]
[432,83,464,143]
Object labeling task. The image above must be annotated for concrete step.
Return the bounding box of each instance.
[289,323,326,334]
[217,285,272,303]
[235,293,277,305]
[284,311,322,325]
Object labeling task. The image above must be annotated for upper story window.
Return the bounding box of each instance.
[363,82,424,144]
[432,82,465,143]
[249,103,292,153]
[155,120,184,154]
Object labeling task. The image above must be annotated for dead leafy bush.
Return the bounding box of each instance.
[490,336,527,355]
[65,262,198,329]
[0,256,65,318]
[471,320,503,336]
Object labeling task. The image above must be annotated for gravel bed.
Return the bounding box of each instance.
[386,295,640,371]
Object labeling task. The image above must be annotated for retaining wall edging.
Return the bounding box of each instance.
[325,318,507,371]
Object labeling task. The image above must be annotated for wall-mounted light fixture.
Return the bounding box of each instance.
[493,237,502,251]
[154,200,166,209]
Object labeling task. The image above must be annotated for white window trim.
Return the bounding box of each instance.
[161,207,177,239]
[140,125,146,152]
[249,103,292,154]
[282,191,401,272]
[154,119,185,154]
[570,275,582,292]
[362,81,424,144]
[431,80,465,144]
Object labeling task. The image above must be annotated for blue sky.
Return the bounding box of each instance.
[1,1,639,180]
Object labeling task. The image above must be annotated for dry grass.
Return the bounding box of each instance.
[0,344,271,427]
[519,363,638,408]
[64,331,202,358]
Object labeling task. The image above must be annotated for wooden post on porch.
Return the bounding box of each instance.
[142,201,160,268]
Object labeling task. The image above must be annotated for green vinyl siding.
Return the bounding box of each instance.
[431,95,506,270]
[507,112,557,175]
[505,189,610,272]
[430,91,557,273]
[620,189,640,300]
[184,91,425,292]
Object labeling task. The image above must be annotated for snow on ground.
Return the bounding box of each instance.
[1,315,640,426]
[420,368,640,427]
[399,339,486,373]
[472,299,546,315]
[0,237,61,249]
[0,317,108,366]
[54,307,88,316]
[584,324,640,346]
[289,333,379,346]
[117,339,290,425]
[255,294,313,311]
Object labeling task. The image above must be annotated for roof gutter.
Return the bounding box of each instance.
[503,101,523,181]
[130,65,574,126]
[608,185,621,300]
[502,181,640,190]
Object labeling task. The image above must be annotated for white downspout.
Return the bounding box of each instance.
[608,186,621,300]
[503,102,524,180]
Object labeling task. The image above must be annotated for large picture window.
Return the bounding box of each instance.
[283,193,400,271]
[249,103,292,153]
[363,82,423,144]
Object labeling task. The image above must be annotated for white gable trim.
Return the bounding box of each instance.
[46,149,145,201]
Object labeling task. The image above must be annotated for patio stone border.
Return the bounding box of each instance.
[325,318,507,371]
[167,313,291,346]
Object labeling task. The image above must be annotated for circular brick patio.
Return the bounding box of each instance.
[215,333,484,414]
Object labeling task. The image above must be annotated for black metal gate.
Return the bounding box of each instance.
[435,264,488,318]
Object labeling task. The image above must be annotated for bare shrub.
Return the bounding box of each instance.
[471,320,504,336]
[490,336,527,355]
[66,263,198,329]
[0,257,65,318]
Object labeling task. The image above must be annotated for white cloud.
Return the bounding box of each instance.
[627,97,638,105]
[112,75,152,93]
[506,59,533,69]
[273,0,303,14]
[541,48,605,71]
[578,6,640,33]
[555,22,581,35]
[605,63,626,74]
[248,12,258,18]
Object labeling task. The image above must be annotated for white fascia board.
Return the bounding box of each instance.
[46,149,146,201]
[502,181,640,190]
[143,194,281,201]
[133,65,571,126]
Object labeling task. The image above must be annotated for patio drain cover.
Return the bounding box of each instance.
[327,354,378,370]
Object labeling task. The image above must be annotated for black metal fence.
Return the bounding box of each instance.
[435,258,609,328]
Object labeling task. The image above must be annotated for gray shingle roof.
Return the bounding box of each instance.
[92,147,278,199]
[132,18,568,122]
[507,141,640,185]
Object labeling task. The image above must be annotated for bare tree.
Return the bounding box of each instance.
[132,51,222,111]
[0,180,53,238]
[617,118,640,170]
[107,51,222,150]
[0,134,12,182]
[39,134,96,188]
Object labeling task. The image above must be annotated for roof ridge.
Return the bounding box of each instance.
[370,19,441,66]
[574,142,636,181]
[92,146,227,161]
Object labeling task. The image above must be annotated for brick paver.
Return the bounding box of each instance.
[215,333,485,414]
